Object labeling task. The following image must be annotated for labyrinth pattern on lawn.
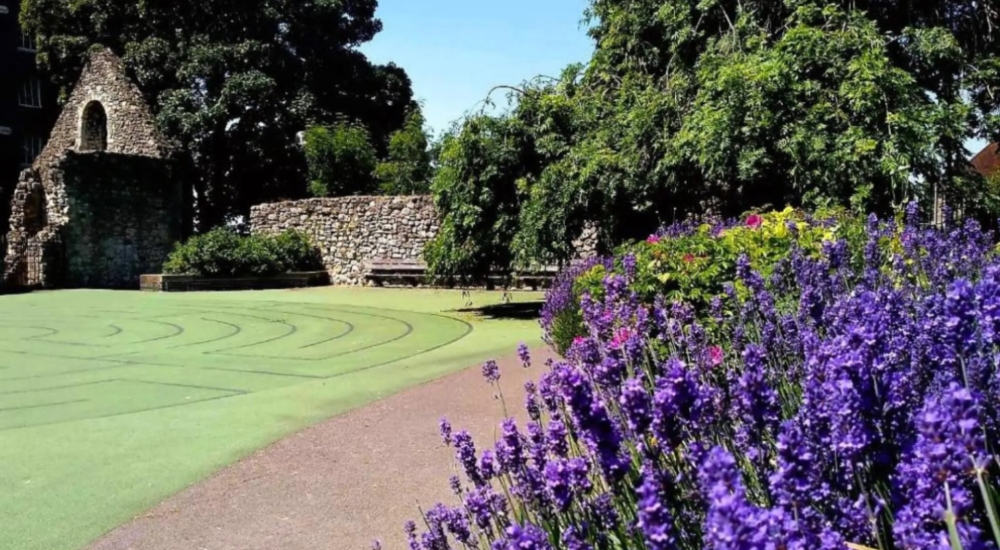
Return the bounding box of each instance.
[0,295,472,431]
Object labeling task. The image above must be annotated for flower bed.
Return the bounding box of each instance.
[391,206,1000,550]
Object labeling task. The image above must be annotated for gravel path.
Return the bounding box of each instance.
[85,347,555,550]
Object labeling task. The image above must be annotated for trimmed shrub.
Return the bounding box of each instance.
[162,228,323,278]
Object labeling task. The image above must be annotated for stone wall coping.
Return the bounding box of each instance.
[140,271,331,292]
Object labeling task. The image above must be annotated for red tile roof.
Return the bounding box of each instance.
[972,143,1000,178]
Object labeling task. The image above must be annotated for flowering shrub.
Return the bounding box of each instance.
[396,206,1000,550]
[545,208,860,349]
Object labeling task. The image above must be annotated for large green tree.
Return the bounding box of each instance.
[428,0,1000,280]
[21,0,418,228]
[304,122,378,198]
[376,107,434,195]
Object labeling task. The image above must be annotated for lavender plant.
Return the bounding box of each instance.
[397,207,1000,550]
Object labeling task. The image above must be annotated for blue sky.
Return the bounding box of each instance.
[361,0,594,135]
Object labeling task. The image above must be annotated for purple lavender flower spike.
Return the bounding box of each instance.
[524,381,541,422]
[637,463,676,550]
[699,447,775,550]
[735,344,780,463]
[453,430,485,488]
[420,504,449,550]
[439,417,452,447]
[526,421,547,468]
[544,457,592,511]
[556,364,629,482]
[894,385,990,550]
[518,342,531,368]
[620,376,653,433]
[561,526,594,550]
[482,359,500,384]
[502,523,552,550]
[546,419,569,457]
[479,449,497,481]
[652,359,712,451]
[623,252,638,281]
[537,370,562,413]
[498,418,526,472]
[404,520,421,550]
[588,493,619,531]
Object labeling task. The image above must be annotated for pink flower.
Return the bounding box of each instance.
[683,253,695,263]
[646,234,661,244]
[573,336,586,346]
[746,214,763,229]
[709,346,724,366]
[611,328,632,349]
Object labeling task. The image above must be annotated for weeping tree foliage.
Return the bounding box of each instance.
[424,115,537,285]
[21,0,419,228]
[428,0,1000,280]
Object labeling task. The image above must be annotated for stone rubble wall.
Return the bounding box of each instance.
[60,153,183,287]
[251,195,602,286]
[251,196,439,285]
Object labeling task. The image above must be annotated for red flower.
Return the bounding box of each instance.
[683,253,695,263]
[646,234,661,244]
[746,214,763,229]
[709,346,724,366]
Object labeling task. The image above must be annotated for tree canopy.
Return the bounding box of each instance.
[427,0,1000,280]
[376,108,435,195]
[304,123,378,198]
[21,0,419,228]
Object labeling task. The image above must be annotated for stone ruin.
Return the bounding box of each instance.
[5,49,184,288]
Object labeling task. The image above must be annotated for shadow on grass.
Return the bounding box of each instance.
[454,301,544,321]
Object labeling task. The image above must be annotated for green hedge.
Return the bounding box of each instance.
[163,228,323,278]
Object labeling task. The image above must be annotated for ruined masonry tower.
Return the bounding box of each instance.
[5,49,184,288]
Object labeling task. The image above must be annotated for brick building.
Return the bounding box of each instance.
[0,0,57,225]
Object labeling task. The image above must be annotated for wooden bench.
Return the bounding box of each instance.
[365,259,427,287]
[512,266,560,291]
[365,260,561,290]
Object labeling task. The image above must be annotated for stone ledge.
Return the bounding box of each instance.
[140,271,331,292]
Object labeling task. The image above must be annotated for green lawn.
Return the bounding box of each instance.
[0,287,543,550]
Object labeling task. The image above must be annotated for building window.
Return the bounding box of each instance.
[22,135,44,166]
[18,78,42,108]
[19,30,37,52]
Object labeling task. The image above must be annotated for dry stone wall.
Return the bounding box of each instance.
[251,196,438,285]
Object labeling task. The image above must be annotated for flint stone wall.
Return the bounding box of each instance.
[251,195,601,286]
[251,196,438,285]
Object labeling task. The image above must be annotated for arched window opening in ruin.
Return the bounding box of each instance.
[80,101,108,152]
